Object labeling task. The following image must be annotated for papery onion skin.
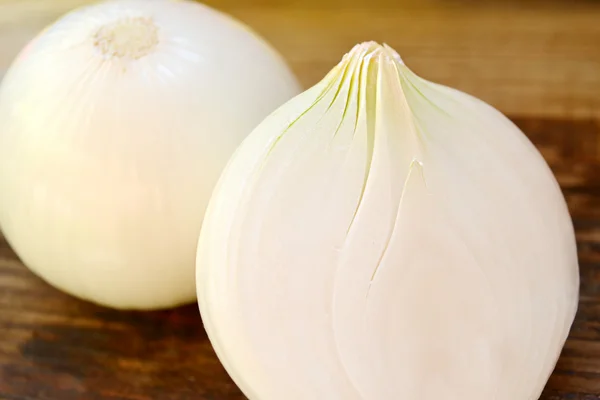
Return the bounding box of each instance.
[0,0,300,310]
[196,42,579,399]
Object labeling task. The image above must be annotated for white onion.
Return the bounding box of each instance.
[0,0,300,310]
[196,42,579,399]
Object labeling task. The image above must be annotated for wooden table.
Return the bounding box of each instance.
[0,0,599,398]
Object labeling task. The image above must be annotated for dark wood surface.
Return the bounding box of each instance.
[1,0,600,399]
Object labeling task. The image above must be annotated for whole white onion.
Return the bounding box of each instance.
[197,42,579,399]
[0,0,300,309]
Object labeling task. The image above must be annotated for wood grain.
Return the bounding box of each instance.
[0,0,599,399]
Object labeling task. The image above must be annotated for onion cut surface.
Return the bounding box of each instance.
[197,42,579,399]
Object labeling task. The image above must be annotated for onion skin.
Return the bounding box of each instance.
[0,0,300,310]
[196,42,579,399]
